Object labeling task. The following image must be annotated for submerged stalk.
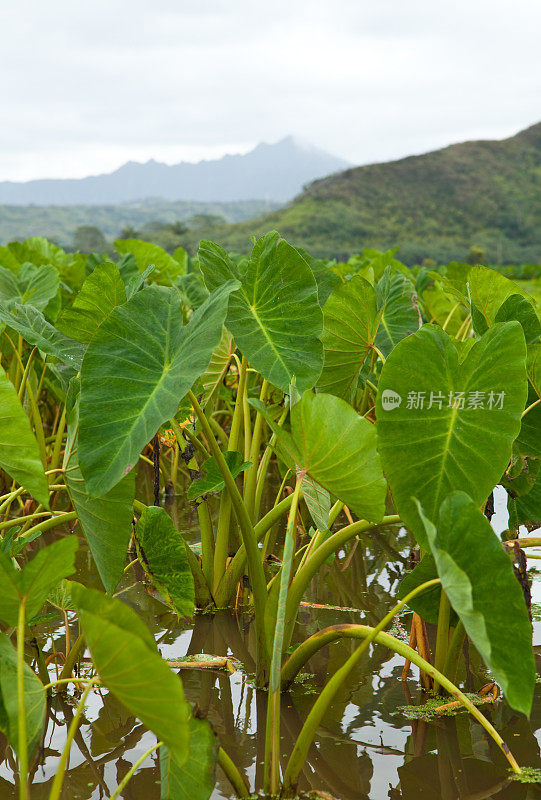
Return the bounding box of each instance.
[17,599,28,800]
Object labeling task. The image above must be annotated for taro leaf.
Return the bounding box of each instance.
[0,633,46,758]
[124,263,156,300]
[295,247,341,306]
[422,287,465,337]
[514,385,541,458]
[0,363,50,507]
[79,281,238,496]
[176,273,209,310]
[494,294,541,346]
[527,344,540,396]
[115,239,186,283]
[416,492,535,716]
[199,232,323,393]
[188,451,251,500]
[0,304,85,368]
[71,584,191,759]
[0,537,77,626]
[317,275,381,402]
[508,472,541,530]
[160,715,218,800]
[57,262,126,343]
[429,262,471,305]
[468,266,533,336]
[375,272,419,357]
[502,457,540,498]
[301,475,331,533]
[134,507,194,618]
[48,579,77,612]
[376,323,528,550]
[64,378,134,594]
[398,554,457,626]
[252,391,386,522]
[199,327,235,409]
[0,263,59,310]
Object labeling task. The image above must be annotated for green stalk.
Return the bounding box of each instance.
[25,379,47,471]
[108,740,163,800]
[282,582,521,793]
[49,406,67,477]
[214,492,297,608]
[188,390,269,680]
[17,511,77,540]
[434,590,451,693]
[443,620,466,684]
[253,404,289,521]
[17,348,37,401]
[48,678,99,800]
[264,475,303,795]
[197,501,215,591]
[17,599,28,800]
[213,357,247,594]
[218,746,250,798]
[244,379,268,521]
[282,515,401,648]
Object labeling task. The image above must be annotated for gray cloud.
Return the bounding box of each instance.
[1,0,539,179]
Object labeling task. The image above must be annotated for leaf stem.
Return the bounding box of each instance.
[17,599,28,800]
[108,740,163,800]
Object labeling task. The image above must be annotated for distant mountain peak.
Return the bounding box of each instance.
[0,138,351,206]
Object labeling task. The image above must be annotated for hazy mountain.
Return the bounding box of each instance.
[0,137,349,206]
[208,122,541,265]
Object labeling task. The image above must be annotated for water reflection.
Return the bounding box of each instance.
[1,487,540,799]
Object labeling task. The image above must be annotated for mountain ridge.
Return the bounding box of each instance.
[0,137,349,205]
[204,122,541,265]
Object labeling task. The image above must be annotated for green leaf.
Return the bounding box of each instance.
[416,492,535,716]
[176,273,209,310]
[398,554,457,626]
[199,327,235,409]
[514,385,541,457]
[376,323,528,549]
[295,248,341,306]
[71,584,191,758]
[508,472,541,530]
[0,633,46,758]
[301,475,331,533]
[318,275,380,402]
[64,379,134,594]
[0,363,49,507]
[494,294,541,346]
[115,239,186,283]
[79,281,238,496]
[253,391,386,522]
[57,262,126,343]
[468,266,533,335]
[160,716,218,800]
[0,303,85,368]
[375,271,420,357]
[188,451,251,500]
[0,537,78,626]
[0,263,59,310]
[527,344,540,396]
[125,263,156,300]
[135,507,194,618]
[199,232,323,393]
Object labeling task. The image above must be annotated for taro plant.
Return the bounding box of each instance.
[0,233,538,798]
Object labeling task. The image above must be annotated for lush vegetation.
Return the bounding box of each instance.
[0,232,538,799]
[203,122,541,265]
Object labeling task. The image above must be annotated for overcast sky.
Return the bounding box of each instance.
[1,0,540,181]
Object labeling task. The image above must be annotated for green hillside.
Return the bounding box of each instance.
[200,122,541,265]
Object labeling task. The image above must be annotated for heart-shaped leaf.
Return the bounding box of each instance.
[416,492,535,716]
[0,537,78,626]
[0,363,50,507]
[160,716,218,800]
[188,451,251,500]
[79,281,238,496]
[115,239,186,283]
[317,275,380,402]
[0,304,85,368]
[71,584,191,760]
[252,391,387,522]
[57,262,126,343]
[199,232,323,393]
[0,634,46,758]
[376,322,528,548]
[64,379,134,594]
[0,263,59,310]
[134,507,194,618]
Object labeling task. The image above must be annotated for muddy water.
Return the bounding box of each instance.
[1,487,540,799]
